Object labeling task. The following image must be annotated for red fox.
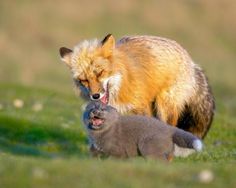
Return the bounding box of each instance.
[59,34,215,139]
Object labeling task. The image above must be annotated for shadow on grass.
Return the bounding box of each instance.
[0,115,88,158]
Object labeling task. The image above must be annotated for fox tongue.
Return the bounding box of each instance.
[100,93,108,104]
[100,82,109,104]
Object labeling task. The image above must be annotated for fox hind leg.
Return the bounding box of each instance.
[139,137,173,161]
[177,68,215,139]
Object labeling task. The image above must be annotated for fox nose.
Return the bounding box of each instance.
[91,93,100,100]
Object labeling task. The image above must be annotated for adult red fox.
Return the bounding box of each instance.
[59,34,215,139]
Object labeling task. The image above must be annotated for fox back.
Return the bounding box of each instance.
[59,34,214,140]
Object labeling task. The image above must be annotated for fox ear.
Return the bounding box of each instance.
[59,47,73,67]
[101,34,115,58]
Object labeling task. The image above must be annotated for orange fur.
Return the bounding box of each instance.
[59,34,215,139]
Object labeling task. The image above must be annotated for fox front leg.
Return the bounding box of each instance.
[155,99,179,126]
[131,104,153,116]
[89,144,103,157]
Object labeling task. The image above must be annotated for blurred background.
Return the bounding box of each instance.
[0,0,236,187]
[1,0,236,97]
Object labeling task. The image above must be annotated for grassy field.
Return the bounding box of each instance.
[0,0,236,187]
[0,84,236,188]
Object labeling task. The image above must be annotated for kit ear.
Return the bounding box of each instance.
[59,47,73,67]
[101,34,115,58]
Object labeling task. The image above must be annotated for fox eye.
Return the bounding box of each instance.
[79,79,88,85]
[75,79,88,87]
[97,70,104,78]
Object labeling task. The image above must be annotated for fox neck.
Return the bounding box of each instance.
[105,73,133,114]
[107,51,138,114]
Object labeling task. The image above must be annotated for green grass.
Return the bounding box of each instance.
[1,0,236,187]
[0,84,236,188]
[0,84,87,158]
[0,156,236,188]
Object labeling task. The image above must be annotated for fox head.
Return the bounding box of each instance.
[59,34,122,104]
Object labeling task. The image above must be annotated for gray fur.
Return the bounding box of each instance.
[83,101,203,161]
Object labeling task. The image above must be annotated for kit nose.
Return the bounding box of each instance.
[91,93,100,100]
[90,109,100,117]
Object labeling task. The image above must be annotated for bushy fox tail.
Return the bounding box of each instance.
[173,128,203,152]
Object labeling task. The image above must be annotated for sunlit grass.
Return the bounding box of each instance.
[0,0,236,187]
[0,84,235,187]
